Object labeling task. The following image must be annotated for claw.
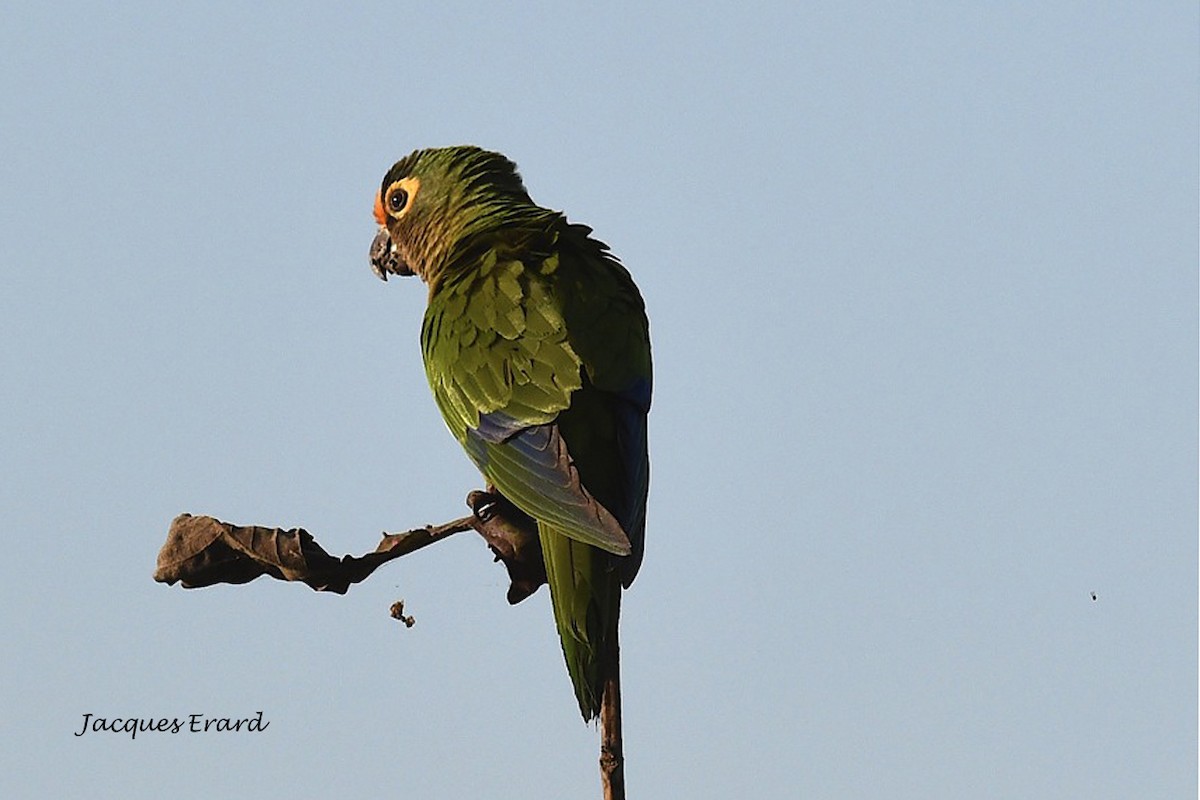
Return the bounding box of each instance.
[469,490,500,522]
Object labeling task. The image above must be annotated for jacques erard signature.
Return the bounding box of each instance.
[74,712,269,740]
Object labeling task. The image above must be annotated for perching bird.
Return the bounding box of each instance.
[369,146,651,720]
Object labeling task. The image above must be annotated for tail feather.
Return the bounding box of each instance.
[540,522,621,720]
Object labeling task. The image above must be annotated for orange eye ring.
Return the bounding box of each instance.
[378,177,420,224]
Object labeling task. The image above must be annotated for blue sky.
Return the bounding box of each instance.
[1,3,1195,798]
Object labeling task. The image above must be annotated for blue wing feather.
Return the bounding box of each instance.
[464,413,633,555]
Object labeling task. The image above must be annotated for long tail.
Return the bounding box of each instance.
[540,523,621,721]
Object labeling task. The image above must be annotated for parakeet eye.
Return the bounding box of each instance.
[382,177,420,221]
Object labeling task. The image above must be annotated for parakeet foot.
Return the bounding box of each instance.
[468,489,502,522]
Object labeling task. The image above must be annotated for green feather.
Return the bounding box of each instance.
[381,146,651,720]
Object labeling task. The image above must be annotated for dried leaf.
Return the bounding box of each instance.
[154,513,471,594]
[153,489,547,602]
[389,600,416,627]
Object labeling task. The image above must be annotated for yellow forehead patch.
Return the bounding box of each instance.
[373,192,386,226]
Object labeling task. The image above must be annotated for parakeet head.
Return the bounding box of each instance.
[369,146,540,284]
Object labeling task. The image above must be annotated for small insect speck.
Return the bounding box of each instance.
[1090,591,1097,601]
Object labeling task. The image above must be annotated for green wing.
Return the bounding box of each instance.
[421,225,649,558]
[422,220,651,718]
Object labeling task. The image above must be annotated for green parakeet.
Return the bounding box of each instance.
[369,146,651,721]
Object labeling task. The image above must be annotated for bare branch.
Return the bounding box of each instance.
[600,626,625,800]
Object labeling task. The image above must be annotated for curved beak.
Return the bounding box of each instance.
[369,228,413,281]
